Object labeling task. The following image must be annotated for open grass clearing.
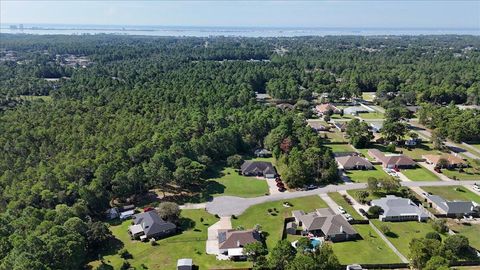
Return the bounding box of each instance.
[442,167,480,180]
[232,195,327,249]
[401,166,439,181]
[88,209,249,270]
[344,165,390,183]
[325,143,356,153]
[332,224,402,264]
[397,143,442,160]
[206,167,269,198]
[323,131,348,143]
[358,112,384,119]
[447,221,480,251]
[331,114,354,120]
[327,192,363,220]
[422,186,480,204]
[361,92,376,102]
[371,220,447,258]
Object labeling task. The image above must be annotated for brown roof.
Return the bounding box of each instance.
[218,230,261,250]
[298,208,357,237]
[368,149,415,167]
[423,154,466,166]
[335,155,373,169]
[315,103,338,114]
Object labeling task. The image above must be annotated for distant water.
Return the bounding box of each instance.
[1,24,479,37]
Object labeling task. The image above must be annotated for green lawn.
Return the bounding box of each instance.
[401,166,439,181]
[325,143,355,153]
[422,186,480,204]
[397,143,442,160]
[362,92,376,102]
[331,114,354,120]
[206,168,269,198]
[442,167,480,180]
[447,222,480,250]
[371,220,447,258]
[344,165,390,183]
[327,192,363,220]
[232,196,327,249]
[89,210,249,270]
[347,189,383,203]
[332,224,402,264]
[324,131,348,143]
[358,112,385,119]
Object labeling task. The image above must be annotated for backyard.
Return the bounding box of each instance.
[325,143,356,153]
[371,220,446,258]
[397,143,442,160]
[422,186,480,203]
[232,195,327,249]
[206,167,269,198]
[358,112,385,119]
[442,165,480,180]
[331,224,402,264]
[344,165,390,183]
[89,209,249,270]
[401,166,439,181]
[447,221,480,250]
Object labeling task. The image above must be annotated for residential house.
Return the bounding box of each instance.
[276,103,295,111]
[371,195,429,222]
[406,106,421,114]
[307,120,330,132]
[218,229,262,260]
[335,155,373,170]
[333,122,347,132]
[368,149,416,169]
[422,154,467,168]
[105,207,119,220]
[405,139,419,146]
[177,259,193,270]
[120,210,135,220]
[343,106,372,116]
[426,195,478,217]
[240,161,276,178]
[369,122,383,133]
[292,208,359,242]
[254,148,272,158]
[285,222,297,235]
[315,103,340,115]
[128,211,177,241]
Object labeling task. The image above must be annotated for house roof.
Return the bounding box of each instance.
[406,106,421,113]
[344,106,369,114]
[297,208,357,237]
[427,195,475,215]
[335,156,373,169]
[307,120,329,131]
[315,103,339,113]
[368,149,415,167]
[132,211,176,237]
[177,258,193,267]
[292,210,305,221]
[240,161,276,175]
[422,154,466,166]
[371,195,428,219]
[218,229,261,250]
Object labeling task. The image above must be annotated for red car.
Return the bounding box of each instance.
[143,207,155,212]
[276,182,285,188]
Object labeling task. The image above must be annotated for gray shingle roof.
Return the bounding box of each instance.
[371,195,428,219]
[427,195,476,215]
[240,161,276,175]
[132,211,176,237]
[297,208,357,237]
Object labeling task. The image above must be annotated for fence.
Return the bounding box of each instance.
[349,219,369,225]
[281,217,296,240]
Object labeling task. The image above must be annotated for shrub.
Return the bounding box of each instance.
[119,248,132,259]
[386,143,396,152]
[227,154,244,169]
[120,260,131,270]
[425,232,442,242]
[368,205,382,216]
[380,225,391,234]
[432,219,449,233]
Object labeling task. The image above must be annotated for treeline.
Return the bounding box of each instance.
[418,104,480,142]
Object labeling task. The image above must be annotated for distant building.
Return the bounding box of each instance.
[105,207,119,220]
[315,103,340,115]
[218,229,262,260]
[422,154,467,168]
[307,120,330,132]
[371,195,429,222]
[254,148,272,158]
[333,122,347,132]
[335,155,373,170]
[276,103,295,111]
[369,122,383,133]
[128,211,177,241]
[343,106,370,115]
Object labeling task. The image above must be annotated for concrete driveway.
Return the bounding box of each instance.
[206,217,232,255]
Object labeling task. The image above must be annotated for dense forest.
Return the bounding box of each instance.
[0,34,479,269]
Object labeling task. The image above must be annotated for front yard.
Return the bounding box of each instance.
[327,192,363,220]
[358,112,385,119]
[331,224,402,264]
[344,165,390,183]
[232,196,327,249]
[401,166,440,181]
[422,186,480,203]
[206,168,269,198]
[397,143,442,160]
[442,166,480,180]
[371,220,447,258]
[89,209,249,270]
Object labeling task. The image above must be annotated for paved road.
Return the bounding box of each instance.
[205,180,480,216]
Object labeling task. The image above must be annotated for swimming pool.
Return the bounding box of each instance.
[311,237,322,248]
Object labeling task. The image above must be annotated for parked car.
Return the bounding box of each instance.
[143,207,155,212]
[276,182,285,188]
[359,208,367,216]
[473,184,480,192]
[337,206,346,214]
[434,167,442,173]
[278,187,286,192]
[306,184,317,190]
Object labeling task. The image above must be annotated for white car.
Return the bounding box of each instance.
[473,184,480,192]
[338,206,346,213]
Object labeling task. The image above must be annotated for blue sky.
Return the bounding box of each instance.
[1,1,479,29]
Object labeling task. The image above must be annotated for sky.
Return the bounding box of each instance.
[1,1,479,29]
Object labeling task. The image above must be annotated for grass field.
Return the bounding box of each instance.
[344,165,390,183]
[422,186,480,203]
[332,224,402,264]
[442,167,480,180]
[327,192,363,220]
[89,210,249,270]
[323,131,348,143]
[325,143,356,153]
[232,196,327,249]
[401,166,439,181]
[397,143,442,159]
[362,92,376,102]
[358,112,385,119]
[206,168,269,198]
[371,220,446,258]
[331,114,354,120]
[447,221,480,250]
[347,189,383,203]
